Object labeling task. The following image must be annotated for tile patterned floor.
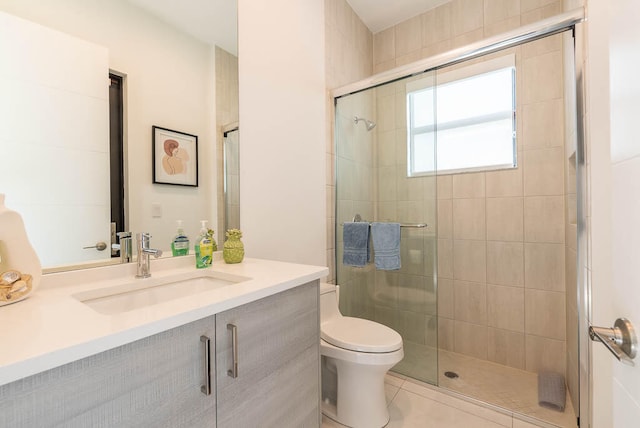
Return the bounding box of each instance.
[438,350,577,428]
[322,370,577,428]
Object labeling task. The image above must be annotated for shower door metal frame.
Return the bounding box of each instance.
[333,7,589,426]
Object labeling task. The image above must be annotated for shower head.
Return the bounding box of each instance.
[354,116,376,131]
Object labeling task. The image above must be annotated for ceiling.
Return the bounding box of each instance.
[127,0,237,55]
[346,0,450,33]
[127,0,448,55]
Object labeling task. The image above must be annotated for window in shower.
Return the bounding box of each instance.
[407,54,517,176]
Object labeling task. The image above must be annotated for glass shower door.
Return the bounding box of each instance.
[335,69,438,384]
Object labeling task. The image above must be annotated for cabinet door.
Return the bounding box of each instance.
[0,316,216,428]
[216,281,320,427]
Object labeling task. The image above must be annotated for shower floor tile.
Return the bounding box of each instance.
[438,350,577,428]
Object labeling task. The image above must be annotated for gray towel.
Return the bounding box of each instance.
[538,372,566,412]
[371,222,401,270]
[342,222,370,267]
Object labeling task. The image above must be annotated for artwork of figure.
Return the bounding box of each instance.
[161,139,190,175]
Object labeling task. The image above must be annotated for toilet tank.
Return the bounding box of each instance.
[320,283,341,323]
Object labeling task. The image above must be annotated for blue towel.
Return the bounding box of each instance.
[371,222,401,270]
[342,222,370,267]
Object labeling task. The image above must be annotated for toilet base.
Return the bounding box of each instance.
[321,345,402,428]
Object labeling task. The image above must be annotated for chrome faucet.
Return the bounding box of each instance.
[116,231,132,263]
[135,232,163,278]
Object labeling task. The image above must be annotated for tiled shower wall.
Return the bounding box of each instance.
[372,0,565,74]
[327,0,576,379]
[325,0,373,284]
[435,35,569,376]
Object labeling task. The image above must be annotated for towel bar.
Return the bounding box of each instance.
[342,214,427,229]
[340,222,427,228]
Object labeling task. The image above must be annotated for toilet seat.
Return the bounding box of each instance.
[321,317,402,353]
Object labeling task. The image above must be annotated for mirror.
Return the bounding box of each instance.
[0,0,238,271]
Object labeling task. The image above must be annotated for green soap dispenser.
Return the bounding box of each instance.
[171,220,190,256]
[194,220,213,268]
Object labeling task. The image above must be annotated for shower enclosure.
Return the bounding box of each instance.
[334,16,582,428]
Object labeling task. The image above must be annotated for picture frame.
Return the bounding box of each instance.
[152,126,198,187]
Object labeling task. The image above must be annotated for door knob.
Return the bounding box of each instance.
[83,241,108,251]
[589,318,637,366]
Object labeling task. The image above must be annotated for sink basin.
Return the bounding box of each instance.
[73,271,250,315]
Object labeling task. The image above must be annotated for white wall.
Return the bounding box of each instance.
[0,0,217,255]
[238,0,326,267]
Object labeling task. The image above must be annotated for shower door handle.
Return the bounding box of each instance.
[589,318,637,366]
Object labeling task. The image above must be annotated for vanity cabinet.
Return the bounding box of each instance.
[0,280,319,427]
[215,280,320,427]
[0,316,217,427]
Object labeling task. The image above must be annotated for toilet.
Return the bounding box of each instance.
[320,283,404,428]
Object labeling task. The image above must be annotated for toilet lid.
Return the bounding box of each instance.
[321,317,402,353]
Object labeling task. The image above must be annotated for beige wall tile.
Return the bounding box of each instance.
[377,166,397,202]
[486,197,524,241]
[453,173,485,198]
[397,274,431,313]
[525,334,566,375]
[438,317,455,351]
[484,16,521,38]
[524,242,565,291]
[565,246,578,311]
[486,167,523,197]
[378,201,397,222]
[438,239,454,279]
[523,147,564,196]
[397,310,426,343]
[488,328,526,369]
[395,49,424,67]
[522,33,562,58]
[397,174,424,202]
[373,27,395,65]
[434,2,452,43]
[522,99,564,148]
[487,241,524,286]
[374,59,396,74]
[425,314,438,347]
[453,198,486,240]
[438,278,455,318]
[487,284,525,332]
[438,199,453,239]
[451,28,485,49]
[454,280,487,324]
[437,175,453,199]
[525,289,566,339]
[423,236,437,276]
[377,131,396,167]
[522,51,563,104]
[395,15,422,57]
[484,0,521,25]
[421,9,436,47]
[524,196,564,243]
[453,240,487,283]
[376,93,396,132]
[521,1,563,25]
[451,0,484,36]
[454,320,488,360]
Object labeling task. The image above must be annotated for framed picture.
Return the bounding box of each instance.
[152,126,198,187]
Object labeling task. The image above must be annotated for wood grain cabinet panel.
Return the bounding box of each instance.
[216,281,320,427]
[0,316,216,428]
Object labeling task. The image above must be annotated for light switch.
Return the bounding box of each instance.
[152,203,162,218]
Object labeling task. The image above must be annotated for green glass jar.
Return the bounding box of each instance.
[223,229,244,264]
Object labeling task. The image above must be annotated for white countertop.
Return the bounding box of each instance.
[0,255,328,386]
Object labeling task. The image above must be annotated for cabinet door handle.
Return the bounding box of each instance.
[227,323,238,378]
[200,335,211,395]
